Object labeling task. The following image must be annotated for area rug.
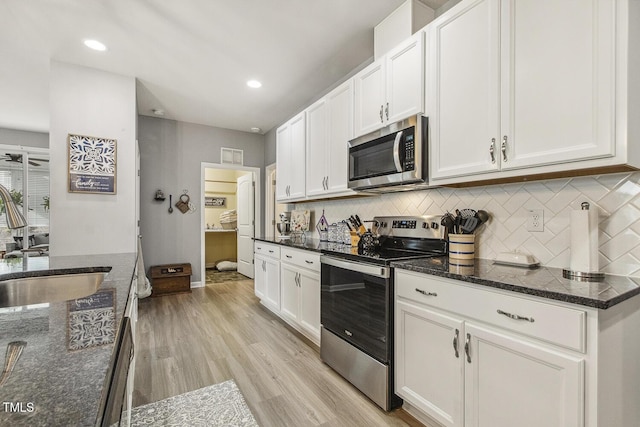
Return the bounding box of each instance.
[131,379,259,427]
[205,269,249,284]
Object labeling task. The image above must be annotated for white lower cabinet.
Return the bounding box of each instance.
[254,242,320,345]
[280,248,321,345]
[464,324,584,427]
[254,242,280,311]
[396,300,464,427]
[396,270,588,427]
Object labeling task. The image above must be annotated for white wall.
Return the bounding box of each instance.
[49,61,137,256]
[138,115,264,283]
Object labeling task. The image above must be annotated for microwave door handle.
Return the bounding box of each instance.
[393,131,403,172]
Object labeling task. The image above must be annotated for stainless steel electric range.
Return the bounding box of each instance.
[320,215,447,411]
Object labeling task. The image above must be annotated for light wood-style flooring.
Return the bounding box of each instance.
[133,276,430,427]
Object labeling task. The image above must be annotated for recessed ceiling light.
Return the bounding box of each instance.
[251,127,262,133]
[246,80,262,88]
[84,39,107,51]
[152,109,165,116]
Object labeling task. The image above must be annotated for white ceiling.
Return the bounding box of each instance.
[0,0,446,135]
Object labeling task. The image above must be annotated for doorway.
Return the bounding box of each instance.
[200,163,261,286]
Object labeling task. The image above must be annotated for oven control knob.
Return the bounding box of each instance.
[431,222,439,229]
[422,222,429,229]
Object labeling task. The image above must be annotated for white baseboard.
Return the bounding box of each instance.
[190,281,204,288]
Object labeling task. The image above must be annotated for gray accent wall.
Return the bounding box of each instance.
[138,115,265,283]
[0,128,49,148]
[264,127,277,165]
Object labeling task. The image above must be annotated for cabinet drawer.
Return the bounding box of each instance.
[281,247,321,272]
[254,242,280,259]
[396,270,586,353]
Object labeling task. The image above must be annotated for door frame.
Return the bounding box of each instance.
[265,163,276,238]
[200,162,262,286]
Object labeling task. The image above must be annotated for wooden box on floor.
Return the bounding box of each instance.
[150,263,192,297]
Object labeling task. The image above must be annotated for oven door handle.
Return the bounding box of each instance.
[392,131,403,173]
[320,256,390,278]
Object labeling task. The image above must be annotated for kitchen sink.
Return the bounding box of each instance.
[0,270,111,308]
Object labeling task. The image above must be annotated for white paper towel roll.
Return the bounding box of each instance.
[569,203,599,273]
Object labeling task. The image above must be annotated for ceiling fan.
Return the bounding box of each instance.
[1,153,50,167]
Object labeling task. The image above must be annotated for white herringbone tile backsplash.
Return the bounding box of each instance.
[291,172,640,277]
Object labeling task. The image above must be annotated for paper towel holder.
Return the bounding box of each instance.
[562,202,605,282]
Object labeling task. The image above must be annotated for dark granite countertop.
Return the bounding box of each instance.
[0,252,137,426]
[254,236,328,253]
[392,257,640,310]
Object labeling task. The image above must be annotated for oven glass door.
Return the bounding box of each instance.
[321,257,390,363]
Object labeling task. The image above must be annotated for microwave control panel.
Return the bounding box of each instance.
[403,127,416,171]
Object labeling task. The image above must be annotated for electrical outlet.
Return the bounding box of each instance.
[526,209,544,232]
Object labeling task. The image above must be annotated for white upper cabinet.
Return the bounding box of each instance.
[429,0,628,184]
[276,112,306,202]
[355,31,425,137]
[428,0,500,179]
[306,80,355,198]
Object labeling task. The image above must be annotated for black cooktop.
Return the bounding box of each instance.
[321,243,446,266]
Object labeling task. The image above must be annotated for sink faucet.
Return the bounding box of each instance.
[0,184,26,229]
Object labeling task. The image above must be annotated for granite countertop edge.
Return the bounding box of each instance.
[252,238,640,310]
[392,258,640,310]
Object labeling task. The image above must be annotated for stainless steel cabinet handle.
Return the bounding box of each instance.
[465,333,471,363]
[385,102,389,120]
[325,176,329,190]
[501,136,508,162]
[490,138,496,163]
[305,260,313,264]
[286,255,292,258]
[453,329,460,358]
[497,309,535,323]
[379,105,384,123]
[269,250,274,253]
[415,288,437,297]
[344,329,353,337]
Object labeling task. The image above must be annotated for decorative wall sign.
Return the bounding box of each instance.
[68,134,117,194]
[205,196,226,207]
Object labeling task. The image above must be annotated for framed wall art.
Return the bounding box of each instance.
[205,196,226,207]
[68,134,117,194]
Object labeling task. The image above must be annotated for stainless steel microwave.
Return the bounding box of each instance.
[348,114,428,192]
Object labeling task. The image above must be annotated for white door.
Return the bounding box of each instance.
[280,264,299,324]
[428,0,501,180]
[386,31,424,124]
[499,0,615,170]
[354,59,386,137]
[298,268,320,342]
[396,300,464,427]
[464,323,584,427]
[236,173,255,278]
[305,98,328,198]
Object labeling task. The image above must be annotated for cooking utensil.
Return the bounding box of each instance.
[168,195,173,213]
[476,210,490,225]
[461,217,478,233]
[441,212,455,237]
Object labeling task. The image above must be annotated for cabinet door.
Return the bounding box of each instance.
[280,264,299,324]
[298,268,320,341]
[254,256,266,300]
[500,0,615,170]
[326,80,354,195]
[464,323,584,427]
[264,257,280,311]
[289,112,306,200]
[386,31,424,124]
[276,123,291,201]
[306,98,329,197]
[354,59,386,137]
[428,0,500,180]
[396,300,464,427]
